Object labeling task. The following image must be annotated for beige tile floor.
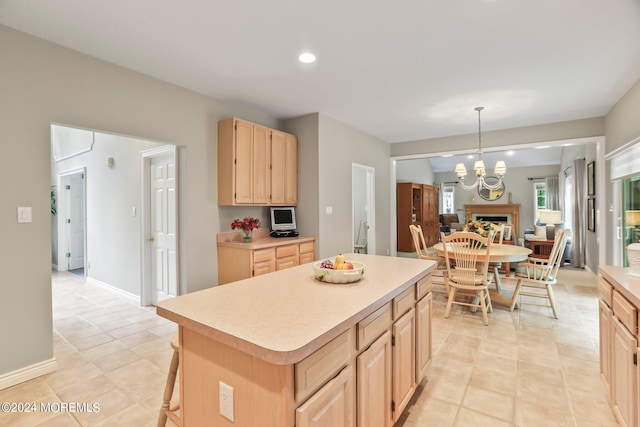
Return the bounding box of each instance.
[0,267,620,426]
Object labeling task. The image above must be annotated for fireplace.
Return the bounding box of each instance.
[465,204,520,237]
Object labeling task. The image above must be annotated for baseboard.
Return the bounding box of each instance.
[0,358,57,390]
[86,276,140,303]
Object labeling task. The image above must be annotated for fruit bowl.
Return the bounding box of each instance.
[313,259,365,284]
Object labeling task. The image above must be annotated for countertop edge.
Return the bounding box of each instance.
[157,263,434,365]
[599,265,640,307]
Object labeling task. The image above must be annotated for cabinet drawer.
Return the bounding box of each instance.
[295,328,354,403]
[598,278,613,307]
[253,248,276,263]
[612,290,637,336]
[253,261,275,277]
[299,251,314,265]
[393,286,416,320]
[357,303,392,351]
[277,244,299,258]
[416,275,432,300]
[300,241,314,254]
[276,255,298,270]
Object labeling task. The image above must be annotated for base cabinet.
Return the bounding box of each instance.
[357,331,392,427]
[416,293,433,382]
[598,269,640,427]
[296,365,355,427]
[392,308,416,422]
[611,315,638,427]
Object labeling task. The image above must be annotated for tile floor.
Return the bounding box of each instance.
[0,267,620,426]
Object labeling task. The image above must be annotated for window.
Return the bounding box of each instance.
[441,184,455,214]
[534,182,547,219]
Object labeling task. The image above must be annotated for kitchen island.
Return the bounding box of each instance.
[157,253,435,426]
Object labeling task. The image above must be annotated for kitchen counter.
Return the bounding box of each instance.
[599,265,640,307]
[158,253,434,364]
[156,254,435,426]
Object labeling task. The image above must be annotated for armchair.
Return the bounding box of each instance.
[439,213,464,234]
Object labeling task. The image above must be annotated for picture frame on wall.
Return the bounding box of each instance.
[588,197,596,231]
[587,161,595,196]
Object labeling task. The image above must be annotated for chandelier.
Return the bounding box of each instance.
[454,107,506,191]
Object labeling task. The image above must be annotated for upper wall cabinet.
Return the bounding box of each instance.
[218,118,298,206]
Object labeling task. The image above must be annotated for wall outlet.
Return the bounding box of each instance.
[219,381,234,422]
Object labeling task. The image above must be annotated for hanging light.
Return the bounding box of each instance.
[454,106,507,191]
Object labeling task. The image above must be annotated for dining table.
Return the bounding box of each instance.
[431,242,532,307]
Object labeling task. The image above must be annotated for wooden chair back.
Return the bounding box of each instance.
[441,232,492,290]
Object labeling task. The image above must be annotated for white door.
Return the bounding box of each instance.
[150,155,177,303]
[67,172,85,270]
[352,163,376,254]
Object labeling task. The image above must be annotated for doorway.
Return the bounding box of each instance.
[352,163,375,254]
[57,169,86,274]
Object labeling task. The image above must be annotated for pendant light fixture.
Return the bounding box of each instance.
[455,106,506,191]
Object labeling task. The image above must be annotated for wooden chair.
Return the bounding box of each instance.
[488,224,505,290]
[409,224,448,294]
[441,231,493,325]
[510,229,571,318]
[158,332,181,427]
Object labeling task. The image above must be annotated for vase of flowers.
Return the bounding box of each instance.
[462,220,494,238]
[231,217,261,242]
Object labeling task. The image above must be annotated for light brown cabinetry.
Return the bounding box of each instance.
[217,231,315,284]
[218,117,297,206]
[397,183,439,252]
[357,331,392,427]
[296,365,355,427]
[157,256,435,426]
[598,269,640,427]
[416,291,433,382]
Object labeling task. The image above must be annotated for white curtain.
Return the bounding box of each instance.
[572,159,585,268]
[545,176,560,210]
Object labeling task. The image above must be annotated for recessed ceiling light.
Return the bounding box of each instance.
[442,154,453,157]
[535,145,551,149]
[467,155,474,159]
[298,52,316,63]
[507,151,515,156]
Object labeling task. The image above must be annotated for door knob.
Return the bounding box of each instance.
[147,236,155,242]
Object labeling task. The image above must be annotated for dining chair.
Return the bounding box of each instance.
[510,229,571,318]
[441,231,493,325]
[488,224,505,290]
[409,224,449,294]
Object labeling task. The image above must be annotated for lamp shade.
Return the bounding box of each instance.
[455,163,467,177]
[494,160,507,176]
[626,210,640,227]
[538,209,562,225]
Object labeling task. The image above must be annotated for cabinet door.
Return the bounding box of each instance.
[271,130,298,206]
[357,331,392,427]
[276,255,298,271]
[296,365,355,427]
[253,124,271,204]
[392,308,416,422]
[234,119,253,204]
[284,133,298,205]
[611,315,638,427]
[299,251,315,265]
[599,299,612,394]
[416,293,432,383]
[271,130,286,204]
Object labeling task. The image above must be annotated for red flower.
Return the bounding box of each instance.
[231,217,261,232]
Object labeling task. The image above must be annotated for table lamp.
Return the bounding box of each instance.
[538,209,562,240]
[625,210,640,227]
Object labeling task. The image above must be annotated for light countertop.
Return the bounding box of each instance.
[216,229,314,249]
[599,265,640,307]
[157,253,435,364]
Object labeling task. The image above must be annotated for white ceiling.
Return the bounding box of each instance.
[1,0,639,147]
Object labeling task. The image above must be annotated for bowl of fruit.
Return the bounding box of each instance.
[313,255,365,284]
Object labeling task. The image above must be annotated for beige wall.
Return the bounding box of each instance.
[0,24,279,376]
[605,78,640,154]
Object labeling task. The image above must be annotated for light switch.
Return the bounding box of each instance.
[326,206,333,215]
[17,207,32,223]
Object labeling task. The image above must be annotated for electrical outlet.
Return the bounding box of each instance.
[219,381,234,422]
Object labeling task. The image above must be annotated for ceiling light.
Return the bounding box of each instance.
[442,154,453,157]
[298,53,316,63]
[454,107,507,192]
